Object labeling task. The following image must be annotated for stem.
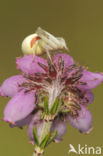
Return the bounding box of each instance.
[33,119,52,156]
[33,152,43,156]
[33,152,38,156]
[39,120,52,143]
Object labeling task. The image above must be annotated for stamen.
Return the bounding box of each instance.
[78,81,87,85]
[71,87,84,98]
[72,73,83,83]
[58,56,64,72]
[48,62,57,79]
[68,64,75,72]
[38,62,48,72]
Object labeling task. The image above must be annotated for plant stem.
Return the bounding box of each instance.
[33,119,52,156]
[39,120,52,143]
[33,152,43,156]
[33,152,38,156]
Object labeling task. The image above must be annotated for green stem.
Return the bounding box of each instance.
[39,120,52,143]
[33,152,38,156]
[33,151,43,156]
[33,119,52,156]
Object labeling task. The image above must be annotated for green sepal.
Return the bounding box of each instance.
[33,127,39,146]
[44,96,49,114]
[46,131,57,147]
[41,112,45,120]
[40,133,50,149]
[62,109,70,113]
[50,98,59,114]
[56,98,63,114]
[38,102,44,108]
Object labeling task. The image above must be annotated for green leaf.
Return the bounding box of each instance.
[44,96,49,114]
[38,102,44,108]
[40,133,50,149]
[33,127,39,146]
[46,131,57,147]
[56,98,63,114]
[62,109,70,113]
[50,98,59,114]
[41,112,45,120]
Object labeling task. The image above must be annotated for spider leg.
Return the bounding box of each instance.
[39,40,52,63]
[46,49,52,63]
[32,40,39,62]
[36,27,59,49]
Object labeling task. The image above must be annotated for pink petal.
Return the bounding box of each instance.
[51,117,67,142]
[80,90,94,105]
[0,75,26,97]
[27,111,42,143]
[68,105,92,134]
[16,55,48,75]
[10,114,32,128]
[52,53,74,69]
[79,70,103,90]
[3,90,36,125]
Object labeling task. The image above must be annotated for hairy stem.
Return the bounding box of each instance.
[33,151,43,156]
[33,119,52,156]
[39,120,52,143]
[33,152,39,156]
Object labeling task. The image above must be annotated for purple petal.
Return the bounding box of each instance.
[80,90,94,105]
[52,53,74,69]
[10,114,32,128]
[27,111,42,143]
[3,90,36,125]
[16,55,48,75]
[79,70,103,90]
[51,117,67,142]
[0,75,26,97]
[68,105,92,134]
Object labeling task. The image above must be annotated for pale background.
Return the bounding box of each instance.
[0,0,103,156]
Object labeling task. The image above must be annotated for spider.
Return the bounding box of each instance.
[21,27,68,61]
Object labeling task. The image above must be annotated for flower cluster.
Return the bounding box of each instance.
[1,27,103,156]
[0,53,103,147]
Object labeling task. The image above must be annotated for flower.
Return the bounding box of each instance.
[0,55,48,127]
[67,105,92,134]
[0,53,103,143]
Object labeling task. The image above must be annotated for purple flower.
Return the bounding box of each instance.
[16,55,47,75]
[3,90,36,125]
[0,53,103,142]
[0,55,47,127]
[68,105,92,134]
[51,117,67,142]
[0,75,26,97]
[27,111,42,144]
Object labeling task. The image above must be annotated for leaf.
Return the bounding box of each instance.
[44,96,49,114]
[41,112,45,120]
[46,131,57,147]
[56,98,63,114]
[62,109,70,113]
[40,133,50,149]
[38,102,44,108]
[50,98,59,114]
[33,127,39,146]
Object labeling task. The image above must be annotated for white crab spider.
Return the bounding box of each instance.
[21,27,68,60]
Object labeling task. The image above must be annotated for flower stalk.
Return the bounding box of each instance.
[33,120,52,156]
[33,152,40,156]
[39,120,52,143]
[33,96,61,155]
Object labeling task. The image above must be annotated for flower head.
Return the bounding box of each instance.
[0,53,103,142]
